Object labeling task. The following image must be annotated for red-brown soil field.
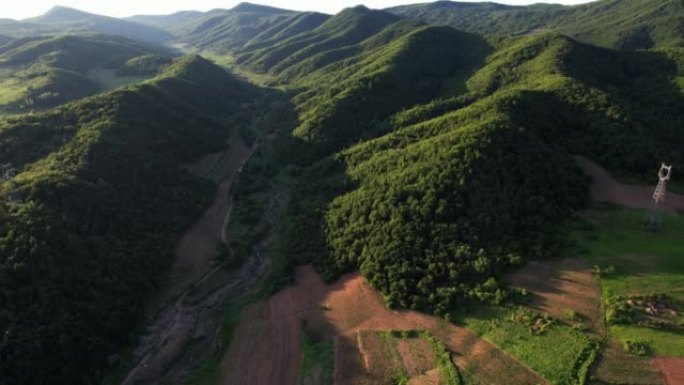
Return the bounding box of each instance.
[220,265,547,385]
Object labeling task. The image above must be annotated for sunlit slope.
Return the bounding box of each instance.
[286,33,684,317]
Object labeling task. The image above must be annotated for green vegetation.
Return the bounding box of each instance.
[23,6,172,44]
[0,34,173,113]
[276,17,683,319]
[0,55,258,385]
[173,3,298,52]
[363,330,461,385]
[2,2,684,384]
[573,208,684,356]
[388,0,684,50]
[299,328,334,385]
[463,307,599,385]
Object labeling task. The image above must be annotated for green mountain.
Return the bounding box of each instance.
[1,1,684,384]
[388,0,684,49]
[301,34,684,311]
[0,55,258,385]
[23,6,172,44]
[173,3,299,51]
[0,34,172,113]
[235,6,399,74]
[126,10,205,31]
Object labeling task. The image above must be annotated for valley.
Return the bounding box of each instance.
[0,1,683,385]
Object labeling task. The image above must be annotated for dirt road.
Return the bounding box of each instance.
[121,135,267,385]
[574,156,684,213]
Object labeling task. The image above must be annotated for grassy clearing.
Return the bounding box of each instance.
[573,207,684,357]
[461,306,599,385]
[299,328,334,385]
[0,76,27,105]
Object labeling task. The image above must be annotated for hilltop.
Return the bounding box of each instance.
[12,6,173,43]
[388,0,684,49]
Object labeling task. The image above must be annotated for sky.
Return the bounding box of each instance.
[1,0,596,20]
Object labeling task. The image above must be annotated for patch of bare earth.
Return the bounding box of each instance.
[408,368,442,385]
[220,265,548,385]
[575,156,684,213]
[356,331,397,384]
[652,358,684,385]
[504,257,603,333]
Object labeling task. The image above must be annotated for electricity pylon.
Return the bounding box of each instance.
[647,163,672,228]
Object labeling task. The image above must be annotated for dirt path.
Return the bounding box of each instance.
[575,156,684,213]
[144,132,251,317]
[120,135,267,385]
[220,265,548,385]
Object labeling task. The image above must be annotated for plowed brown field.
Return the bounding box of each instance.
[220,265,547,385]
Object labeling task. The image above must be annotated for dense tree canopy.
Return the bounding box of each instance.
[0,56,257,385]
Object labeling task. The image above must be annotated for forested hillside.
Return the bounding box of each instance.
[171,3,299,52]
[0,1,683,384]
[276,30,684,314]
[0,56,257,385]
[0,34,172,113]
[388,0,684,49]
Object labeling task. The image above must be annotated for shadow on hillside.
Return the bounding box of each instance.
[563,45,684,175]
[501,45,684,181]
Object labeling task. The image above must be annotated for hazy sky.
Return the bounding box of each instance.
[2,0,596,20]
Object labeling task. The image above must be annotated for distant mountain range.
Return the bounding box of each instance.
[2,0,680,50]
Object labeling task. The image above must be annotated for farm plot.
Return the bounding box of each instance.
[504,257,603,334]
[462,306,598,385]
[220,265,547,385]
[335,330,456,385]
[575,208,684,357]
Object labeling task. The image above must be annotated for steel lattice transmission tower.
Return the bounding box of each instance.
[647,163,672,228]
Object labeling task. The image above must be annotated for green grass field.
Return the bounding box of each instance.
[0,68,28,105]
[573,207,684,357]
[461,307,598,385]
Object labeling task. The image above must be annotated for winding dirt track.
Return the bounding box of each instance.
[120,136,266,385]
[220,265,548,385]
